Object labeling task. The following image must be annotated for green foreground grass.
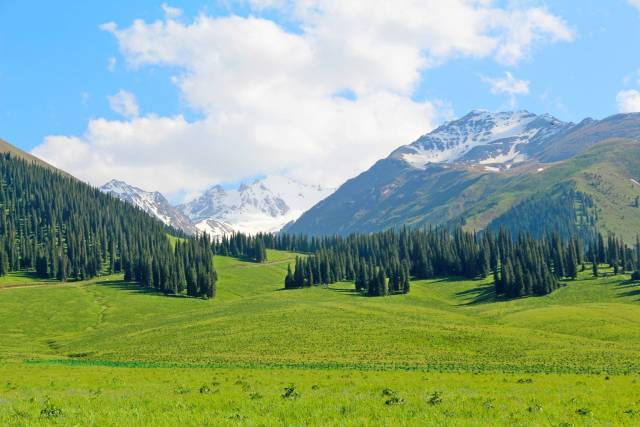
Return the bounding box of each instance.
[1,249,640,425]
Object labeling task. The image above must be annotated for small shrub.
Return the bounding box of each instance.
[428,391,443,405]
[528,402,543,413]
[282,384,299,400]
[517,378,533,384]
[228,412,244,421]
[40,399,62,418]
[576,408,592,416]
[175,386,190,395]
[385,395,404,406]
[249,392,263,400]
[381,388,396,397]
[311,384,320,390]
[199,385,211,394]
[380,388,404,406]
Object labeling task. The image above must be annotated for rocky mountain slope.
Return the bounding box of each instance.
[100,180,197,234]
[285,111,640,242]
[390,110,571,168]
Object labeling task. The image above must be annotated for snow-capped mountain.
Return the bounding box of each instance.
[180,176,333,235]
[100,176,334,238]
[286,110,640,236]
[391,110,571,169]
[100,180,196,234]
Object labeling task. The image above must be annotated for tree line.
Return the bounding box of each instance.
[0,154,216,298]
[275,226,640,298]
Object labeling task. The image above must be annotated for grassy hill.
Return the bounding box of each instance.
[1,250,640,425]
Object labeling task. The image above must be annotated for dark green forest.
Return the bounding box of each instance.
[0,154,216,298]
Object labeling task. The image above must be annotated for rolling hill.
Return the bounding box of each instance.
[1,250,639,425]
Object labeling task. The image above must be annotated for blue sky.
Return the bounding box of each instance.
[1,1,639,198]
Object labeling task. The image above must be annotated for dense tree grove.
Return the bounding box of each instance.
[212,233,267,263]
[0,154,216,298]
[277,226,640,299]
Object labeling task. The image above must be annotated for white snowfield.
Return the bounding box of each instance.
[394,110,567,169]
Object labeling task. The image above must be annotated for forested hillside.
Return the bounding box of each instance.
[0,154,216,298]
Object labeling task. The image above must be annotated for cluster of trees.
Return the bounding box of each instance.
[284,251,410,297]
[123,235,217,298]
[355,260,410,296]
[587,233,637,276]
[0,154,216,298]
[279,227,534,297]
[585,233,640,278]
[493,231,566,297]
[212,233,267,263]
[284,250,346,288]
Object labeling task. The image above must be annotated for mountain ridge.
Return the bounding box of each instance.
[285,110,640,240]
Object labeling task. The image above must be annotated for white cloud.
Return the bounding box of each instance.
[161,3,182,19]
[108,90,139,119]
[490,8,574,66]
[482,72,530,108]
[107,56,117,72]
[484,72,530,96]
[35,1,573,199]
[616,90,640,113]
[629,0,640,12]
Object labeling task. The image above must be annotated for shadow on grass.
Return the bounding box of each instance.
[96,279,194,299]
[326,286,369,297]
[616,279,640,300]
[455,284,498,306]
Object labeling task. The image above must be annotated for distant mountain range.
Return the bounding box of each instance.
[285,110,640,243]
[100,176,333,237]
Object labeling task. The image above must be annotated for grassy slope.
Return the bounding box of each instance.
[460,139,640,241]
[1,250,640,425]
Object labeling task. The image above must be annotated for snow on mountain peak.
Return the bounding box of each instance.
[99,180,196,234]
[100,175,334,238]
[391,110,571,169]
[180,176,334,235]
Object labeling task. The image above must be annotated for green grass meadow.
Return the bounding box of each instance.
[1,249,640,425]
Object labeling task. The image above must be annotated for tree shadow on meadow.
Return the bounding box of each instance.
[95,279,192,299]
[455,284,498,306]
[325,286,368,297]
[615,279,640,300]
